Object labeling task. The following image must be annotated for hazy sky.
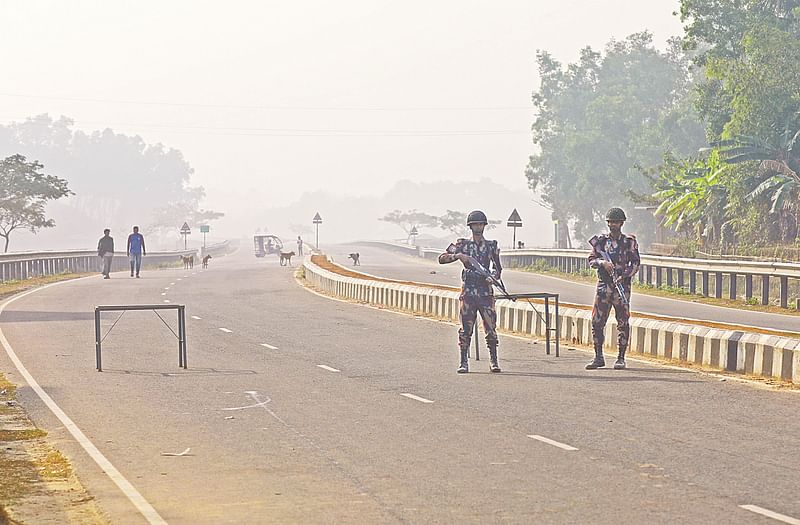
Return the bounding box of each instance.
[0,1,683,233]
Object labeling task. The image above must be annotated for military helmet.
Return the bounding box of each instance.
[466,210,488,225]
[605,207,627,221]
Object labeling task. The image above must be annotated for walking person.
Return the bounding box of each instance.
[126,226,146,278]
[585,207,640,370]
[97,228,114,279]
[438,210,502,373]
[297,236,304,256]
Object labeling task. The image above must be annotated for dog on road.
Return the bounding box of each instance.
[202,254,212,268]
[348,252,360,266]
[279,251,295,266]
[180,255,194,269]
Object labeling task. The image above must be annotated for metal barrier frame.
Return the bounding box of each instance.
[94,304,187,372]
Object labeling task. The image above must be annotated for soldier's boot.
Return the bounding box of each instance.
[488,345,501,373]
[457,347,469,374]
[614,348,627,370]
[585,347,606,370]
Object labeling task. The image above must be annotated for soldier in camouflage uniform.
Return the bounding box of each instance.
[586,207,640,370]
[438,210,503,374]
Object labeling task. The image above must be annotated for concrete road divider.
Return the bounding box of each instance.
[302,254,800,383]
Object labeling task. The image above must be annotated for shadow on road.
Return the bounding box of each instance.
[100,367,259,377]
[0,310,96,323]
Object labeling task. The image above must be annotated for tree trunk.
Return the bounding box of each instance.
[2,235,9,253]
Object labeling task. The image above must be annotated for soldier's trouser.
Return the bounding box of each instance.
[458,295,498,350]
[591,283,631,354]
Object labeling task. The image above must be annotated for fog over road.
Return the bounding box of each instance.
[1,248,799,524]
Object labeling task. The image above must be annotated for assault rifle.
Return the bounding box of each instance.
[463,255,513,301]
[591,243,629,308]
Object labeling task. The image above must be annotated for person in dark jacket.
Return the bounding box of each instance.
[97,229,114,279]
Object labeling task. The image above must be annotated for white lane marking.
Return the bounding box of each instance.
[162,300,170,303]
[170,282,175,285]
[740,505,800,524]
[222,394,272,411]
[183,275,188,277]
[191,315,202,320]
[316,364,340,372]
[219,328,233,333]
[259,343,278,350]
[527,434,578,451]
[164,287,170,290]
[177,278,182,281]
[400,393,434,404]
[0,281,167,524]
[161,293,167,296]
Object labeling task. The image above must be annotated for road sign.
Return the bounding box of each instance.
[312,212,323,250]
[507,209,522,227]
[200,225,210,233]
[507,209,522,249]
[409,226,418,245]
[180,222,191,250]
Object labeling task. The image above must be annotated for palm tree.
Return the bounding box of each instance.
[714,113,800,241]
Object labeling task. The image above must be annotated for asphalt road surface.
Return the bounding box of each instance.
[1,247,799,524]
[331,243,800,334]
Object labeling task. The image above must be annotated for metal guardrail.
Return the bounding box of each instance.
[503,248,800,309]
[201,240,234,258]
[362,241,800,310]
[0,249,197,282]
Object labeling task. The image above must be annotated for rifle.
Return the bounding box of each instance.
[463,255,514,301]
[596,249,629,308]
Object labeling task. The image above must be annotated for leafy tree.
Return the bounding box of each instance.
[714,113,800,241]
[0,154,72,252]
[149,186,224,237]
[526,32,705,247]
[378,209,439,243]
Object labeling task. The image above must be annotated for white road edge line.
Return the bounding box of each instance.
[259,343,278,350]
[219,328,233,333]
[740,505,800,524]
[0,279,167,525]
[400,393,434,404]
[527,434,578,451]
[316,364,340,372]
[191,315,202,320]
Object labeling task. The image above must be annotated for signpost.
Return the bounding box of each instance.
[180,222,191,250]
[507,209,522,249]
[312,212,323,250]
[409,225,418,246]
[200,225,210,250]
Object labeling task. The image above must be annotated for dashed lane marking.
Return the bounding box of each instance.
[219,328,233,333]
[0,279,167,524]
[191,315,202,320]
[740,505,800,524]
[527,434,578,451]
[162,300,170,303]
[260,343,278,350]
[161,293,167,296]
[316,365,340,372]
[400,393,434,404]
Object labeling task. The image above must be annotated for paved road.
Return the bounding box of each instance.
[1,249,799,524]
[331,243,800,334]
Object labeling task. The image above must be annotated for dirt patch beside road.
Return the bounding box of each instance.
[0,366,108,524]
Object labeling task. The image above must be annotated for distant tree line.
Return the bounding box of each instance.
[527,1,800,255]
[379,209,500,242]
[0,115,222,251]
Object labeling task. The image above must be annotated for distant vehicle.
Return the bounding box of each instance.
[253,234,283,257]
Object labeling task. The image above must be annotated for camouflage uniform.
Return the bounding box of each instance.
[587,233,640,364]
[440,238,502,371]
